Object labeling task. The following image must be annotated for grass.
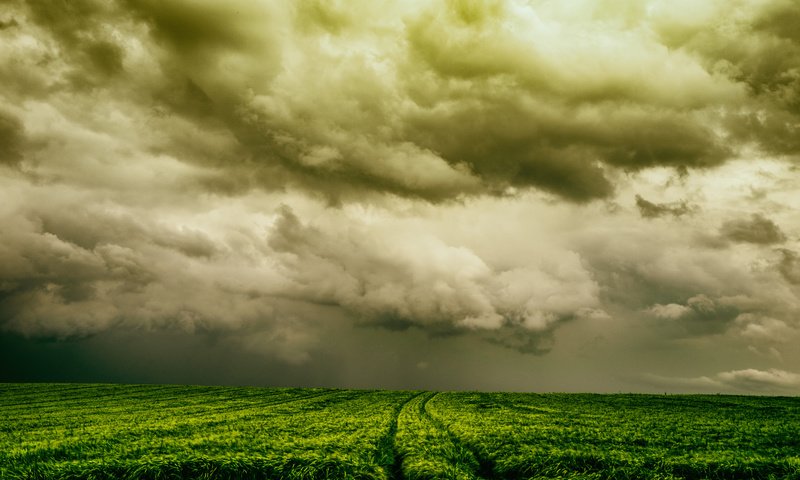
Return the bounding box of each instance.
[2,383,799,479]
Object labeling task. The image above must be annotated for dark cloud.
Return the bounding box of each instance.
[661,0,800,158]
[635,195,695,218]
[399,1,742,200]
[486,324,556,355]
[754,0,800,44]
[0,16,18,30]
[7,0,790,203]
[84,40,125,77]
[776,249,800,284]
[127,0,282,58]
[33,208,219,259]
[402,98,616,202]
[0,110,23,167]
[720,214,786,245]
[3,0,800,392]
[739,4,800,117]
[23,0,128,87]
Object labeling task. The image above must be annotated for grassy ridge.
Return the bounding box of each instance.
[2,384,800,479]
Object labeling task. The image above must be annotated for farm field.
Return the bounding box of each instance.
[2,384,799,479]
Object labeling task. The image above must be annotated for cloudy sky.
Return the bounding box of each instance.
[2,0,800,394]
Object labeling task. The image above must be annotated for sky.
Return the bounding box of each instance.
[1,0,800,394]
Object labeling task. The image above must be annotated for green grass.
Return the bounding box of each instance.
[2,384,799,479]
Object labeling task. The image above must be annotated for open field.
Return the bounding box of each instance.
[2,384,799,479]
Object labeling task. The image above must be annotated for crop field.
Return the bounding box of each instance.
[2,384,799,479]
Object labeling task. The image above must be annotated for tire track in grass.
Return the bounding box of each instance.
[421,393,494,480]
[395,391,485,480]
[376,391,423,480]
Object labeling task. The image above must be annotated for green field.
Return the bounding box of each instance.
[2,384,799,479]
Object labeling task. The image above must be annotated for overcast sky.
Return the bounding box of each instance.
[2,0,800,394]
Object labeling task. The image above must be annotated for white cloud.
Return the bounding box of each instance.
[718,368,800,391]
[735,314,794,343]
[645,368,800,393]
[646,303,692,319]
[266,205,603,352]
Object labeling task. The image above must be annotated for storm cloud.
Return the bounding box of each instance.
[2,0,800,393]
[4,0,799,202]
[720,214,786,245]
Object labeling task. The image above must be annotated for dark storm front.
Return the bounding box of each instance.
[2,384,799,479]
